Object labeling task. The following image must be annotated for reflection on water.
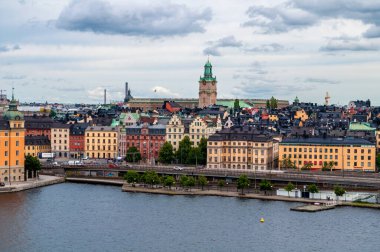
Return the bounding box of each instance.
[0,183,379,252]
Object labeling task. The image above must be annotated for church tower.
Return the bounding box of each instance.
[199,59,217,108]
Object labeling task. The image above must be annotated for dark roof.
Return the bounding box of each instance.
[25,116,55,130]
[0,119,9,130]
[70,123,89,135]
[25,135,50,146]
[51,122,71,129]
[208,126,274,142]
[281,137,375,146]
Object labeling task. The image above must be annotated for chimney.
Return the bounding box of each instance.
[125,82,128,102]
[104,89,107,105]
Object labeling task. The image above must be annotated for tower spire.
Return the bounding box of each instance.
[12,87,14,101]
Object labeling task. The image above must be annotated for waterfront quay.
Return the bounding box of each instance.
[45,164,380,190]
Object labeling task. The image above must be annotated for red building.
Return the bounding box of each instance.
[69,123,88,159]
[25,116,54,140]
[125,123,166,164]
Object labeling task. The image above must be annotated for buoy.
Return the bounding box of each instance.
[260,218,265,223]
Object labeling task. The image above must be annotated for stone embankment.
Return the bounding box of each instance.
[0,175,65,193]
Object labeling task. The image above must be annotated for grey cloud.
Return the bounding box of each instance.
[2,74,27,80]
[305,78,339,85]
[245,43,286,52]
[320,40,379,51]
[56,0,212,37]
[244,0,380,37]
[203,36,242,56]
[363,26,380,38]
[0,44,21,53]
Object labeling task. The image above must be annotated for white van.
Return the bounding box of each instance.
[68,160,83,166]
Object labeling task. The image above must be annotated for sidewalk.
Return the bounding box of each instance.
[0,175,65,193]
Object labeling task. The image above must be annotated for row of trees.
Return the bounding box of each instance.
[281,157,336,171]
[266,96,278,109]
[158,137,207,165]
[124,137,207,165]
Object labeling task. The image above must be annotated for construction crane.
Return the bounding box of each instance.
[325,92,331,106]
[0,89,6,100]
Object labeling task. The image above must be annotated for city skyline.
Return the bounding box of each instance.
[1,0,380,104]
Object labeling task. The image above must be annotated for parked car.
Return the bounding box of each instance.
[173,166,184,171]
[52,162,60,167]
[108,163,119,169]
[68,160,83,166]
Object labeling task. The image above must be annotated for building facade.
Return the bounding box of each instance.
[279,138,376,171]
[51,123,70,158]
[165,114,187,151]
[25,136,51,157]
[85,126,118,159]
[25,116,54,140]
[69,123,88,159]
[207,127,279,171]
[199,59,217,108]
[125,123,166,164]
[0,95,25,183]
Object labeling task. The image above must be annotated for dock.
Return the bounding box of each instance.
[291,202,337,212]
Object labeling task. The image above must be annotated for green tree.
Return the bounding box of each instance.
[259,180,273,195]
[158,142,174,164]
[187,147,201,165]
[376,154,380,170]
[218,179,225,190]
[266,100,270,109]
[198,138,208,165]
[284,182,295,197]
[125,146,141,163]
[25,154,41,178]
[198,175,208,190]
[301,162,313,170]
[234,99,240,111]
[179,175,188,188]
[269,96,278,109]
[186,176,196,191]
[163,176,176,189]
[237,175,250,195]
[144,171,160,188]
[49,109,57,118]
[176,136,192,164]
[281,157,295,169]
[124,170,139,185]
[334,186,346,200]
[307,184,319,193]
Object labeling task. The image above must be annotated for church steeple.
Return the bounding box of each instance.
[199,58,217,108]
[200,58,216,82]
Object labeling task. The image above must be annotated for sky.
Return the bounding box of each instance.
[1,0,380,105]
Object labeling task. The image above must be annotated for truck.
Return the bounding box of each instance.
[38,153,56,159]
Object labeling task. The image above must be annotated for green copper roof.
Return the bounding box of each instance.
[3,89,23,121]
[216,100,251,108]
[200,58,216,82]
[349,122,375,131]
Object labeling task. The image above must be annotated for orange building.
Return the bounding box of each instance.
[0,94,25,184]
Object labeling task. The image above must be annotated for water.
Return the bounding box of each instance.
[0,183,379,252]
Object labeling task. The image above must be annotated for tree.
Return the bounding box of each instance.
[322,161,335,171]
[186,176,196,191]
[284,182,295,197]
[269,96,278,109]
[176,136,192,164]
[124,170,139,185]
[218,179,225,190]
[163,176,175,189]
[198,175,208,190]
[301,162,313,170]
[307,184,319,193]
[197,138,208,165]
[25,154,41,178]
[158,142,174,164]
[237,175,250,195]
[179,175,188,188]
[334,186,346,200]
[234,99,240,111]
[187,147,201,165]
[281,157,295,169]
[144,171,160,188]
[125,146,141,163]
[266,100,270,109]
[259,180,273,195]
[49,109,57,118]
[376,154,380,170]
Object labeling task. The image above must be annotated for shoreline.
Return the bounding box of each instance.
[0,175,65,193]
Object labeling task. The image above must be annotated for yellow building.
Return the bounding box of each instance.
[207,127,279,171]
[279,138,376,171]
[85,126,118,159]
[294,109,309,122]
[0,94,25,183]
[376,130,380,152]
[166,114,187,151]
[25,136,51,157]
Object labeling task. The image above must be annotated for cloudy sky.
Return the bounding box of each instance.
[1,0,380,105]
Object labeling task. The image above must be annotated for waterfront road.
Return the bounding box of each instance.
[43,164,380,188]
